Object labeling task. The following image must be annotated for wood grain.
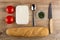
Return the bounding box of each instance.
[0,0,60,40]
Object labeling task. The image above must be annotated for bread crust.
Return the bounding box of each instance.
[6,27,49,37]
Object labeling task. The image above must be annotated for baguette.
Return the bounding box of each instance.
[6,27,49,37]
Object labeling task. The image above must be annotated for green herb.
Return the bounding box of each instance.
[38,12,44,19]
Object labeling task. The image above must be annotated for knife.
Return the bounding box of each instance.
[48,3,53,34]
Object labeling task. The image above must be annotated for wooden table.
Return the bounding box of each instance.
[0,0,60,40]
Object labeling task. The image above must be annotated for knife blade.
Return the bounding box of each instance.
[48,3,53,34]
[48,3,52,19]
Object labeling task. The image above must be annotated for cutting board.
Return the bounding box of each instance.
[0,0,60,40]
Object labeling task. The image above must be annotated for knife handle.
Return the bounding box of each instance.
[50,19,53,34]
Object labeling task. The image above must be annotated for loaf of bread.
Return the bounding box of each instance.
[6,27,49,37]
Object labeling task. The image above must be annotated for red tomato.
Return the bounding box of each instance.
[6,6,15,14]
[5,16,14,24]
